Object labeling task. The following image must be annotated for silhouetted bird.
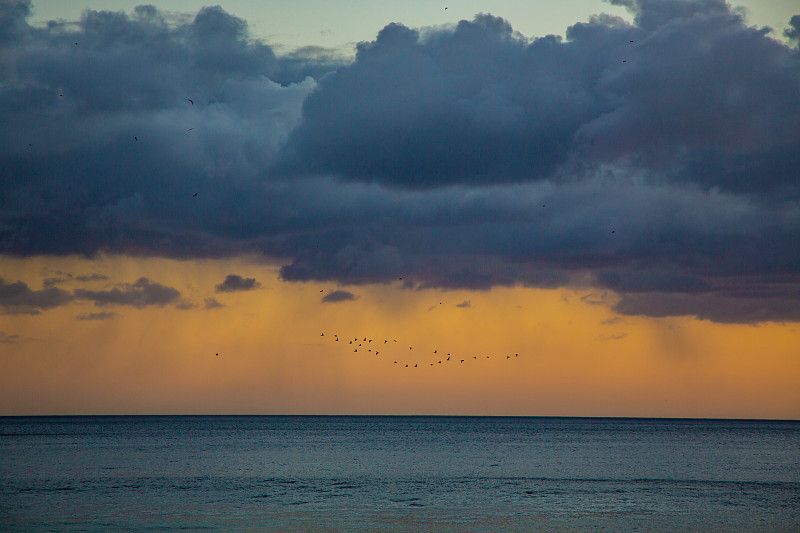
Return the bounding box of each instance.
[460,360,464,363]
[193,192,198,197]
[216,353,219,356]
[611,230,616,234]
[134,137,138,141]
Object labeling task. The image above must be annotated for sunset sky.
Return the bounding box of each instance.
[1,0,799,417]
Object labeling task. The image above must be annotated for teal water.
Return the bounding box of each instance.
[1,416,798,532]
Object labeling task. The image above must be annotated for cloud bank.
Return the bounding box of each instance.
[0,276,183,313]
[2,0,799,323]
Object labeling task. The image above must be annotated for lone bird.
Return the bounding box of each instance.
[188,99,193,105]
[134,136,138,141]
[193,192,198,197]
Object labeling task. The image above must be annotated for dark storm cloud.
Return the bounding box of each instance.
[214,274,261,292]
[321,290,357,303]
[0,277,73,314]
[73,277,181,308]
[2,1,799,323]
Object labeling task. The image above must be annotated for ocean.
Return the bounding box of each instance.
[1,416,798,532]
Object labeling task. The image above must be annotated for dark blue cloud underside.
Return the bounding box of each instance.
[1,0,799,323]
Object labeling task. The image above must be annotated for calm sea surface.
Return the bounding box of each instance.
[1,416,798,532]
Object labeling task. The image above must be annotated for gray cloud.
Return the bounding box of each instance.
[1,1,799,323]
[455,300,471,308]
[321,289,357,303]
[0,277,73,314]
[74,277,181,308]
[43,272,108,287]
[75,311,116,320]
[215,274,261,292]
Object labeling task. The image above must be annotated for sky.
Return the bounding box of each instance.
[1,0,799,417]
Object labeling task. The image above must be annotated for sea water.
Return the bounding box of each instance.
[1,416,798,532]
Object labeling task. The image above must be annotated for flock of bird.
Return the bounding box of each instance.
[317,330,520,369]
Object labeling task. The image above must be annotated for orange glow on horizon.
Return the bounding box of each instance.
[1,254,798,418]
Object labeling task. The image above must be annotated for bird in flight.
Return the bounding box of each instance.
[192,192,198,197]
[188,99,193,105]
[134,137,138,141]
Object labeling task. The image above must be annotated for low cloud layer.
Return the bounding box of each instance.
[2,0,799,323]
[0,277,73,314]
[215,274,261,292]
[0,275,183,313]
[76,311,116,320]
[321,290,357,303]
